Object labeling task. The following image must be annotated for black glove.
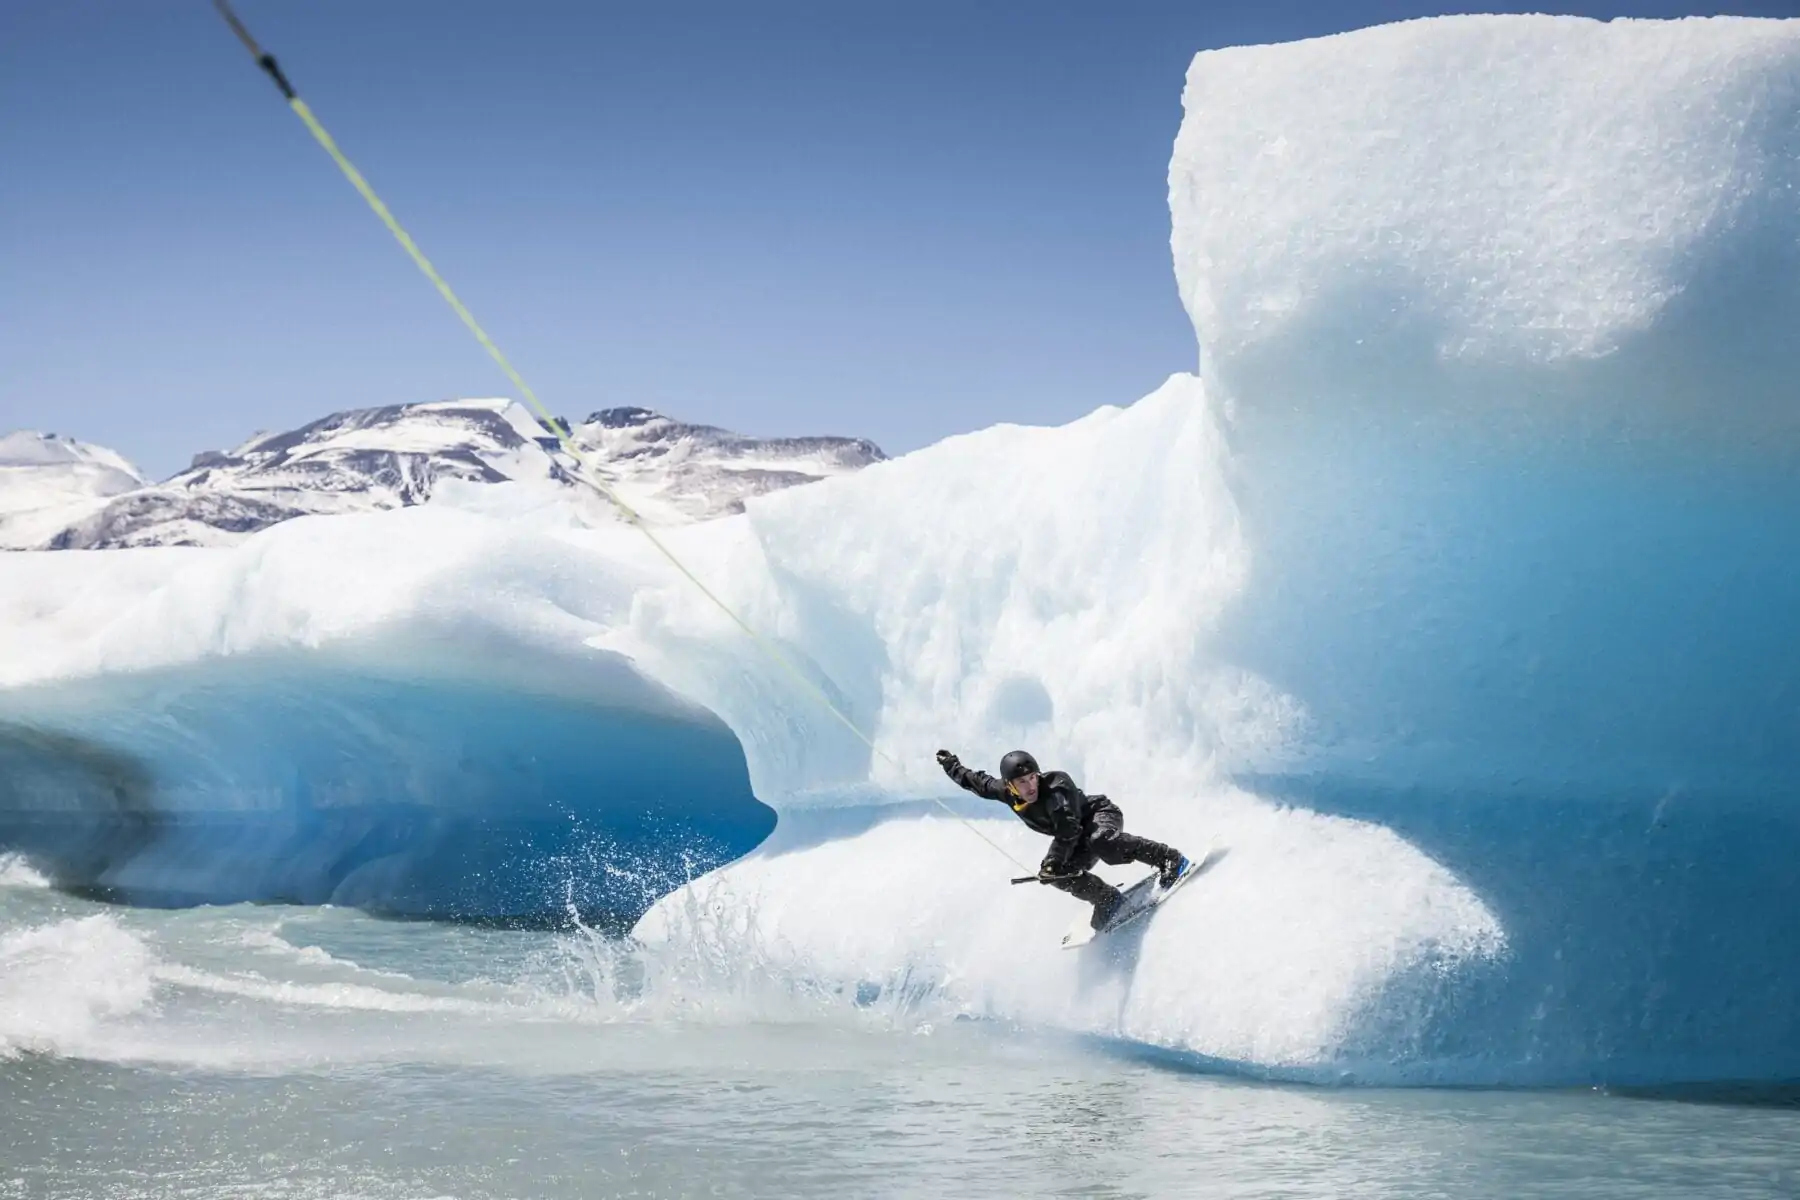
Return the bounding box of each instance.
[935,749,960,776]
[1038,856,1077,883]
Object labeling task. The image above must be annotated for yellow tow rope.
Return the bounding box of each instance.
[210,0,1029,873]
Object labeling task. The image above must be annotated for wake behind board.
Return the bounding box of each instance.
[1060,847,1215,950]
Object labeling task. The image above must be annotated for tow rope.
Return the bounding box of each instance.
[210,0,1029,873]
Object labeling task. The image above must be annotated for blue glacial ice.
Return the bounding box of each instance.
[1166,14,1800,1085]
[0,520,776,924]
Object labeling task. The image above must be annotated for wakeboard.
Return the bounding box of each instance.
[1059,847,1213,950]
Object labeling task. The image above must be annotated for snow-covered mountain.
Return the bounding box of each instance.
[0,431,147,509]
[579,405,887,521]
[0,431,150,549]
[0,401,884,550]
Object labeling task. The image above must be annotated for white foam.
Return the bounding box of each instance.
[236,925,420,981]
[0,915,159,1059]
[0,853,49,889]
[153,962,503,1017]
[637,787,1502,1066]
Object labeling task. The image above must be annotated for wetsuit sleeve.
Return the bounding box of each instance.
[1041,778,1086,869]
[944,761,1009,804]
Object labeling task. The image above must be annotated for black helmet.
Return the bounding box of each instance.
[999,750,1039,781]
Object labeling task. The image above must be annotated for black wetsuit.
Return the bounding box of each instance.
[941,760,1180,918]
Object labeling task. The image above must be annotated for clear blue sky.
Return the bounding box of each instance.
[2,1,1792,479]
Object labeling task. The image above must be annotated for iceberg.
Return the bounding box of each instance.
[3,13,1797,1086]
[0,514,777,923]
[1163,14,1800,1084]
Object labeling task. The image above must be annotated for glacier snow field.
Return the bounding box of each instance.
[7,10,1800,1198]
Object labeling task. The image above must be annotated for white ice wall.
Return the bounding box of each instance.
[1172,16,1800,445]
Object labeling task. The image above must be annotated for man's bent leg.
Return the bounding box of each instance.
[1089,821,1186,888]
[1047,871,1126,929]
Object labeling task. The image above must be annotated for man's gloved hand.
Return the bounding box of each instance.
[935,749,960,776]
[1038,856,1077,883]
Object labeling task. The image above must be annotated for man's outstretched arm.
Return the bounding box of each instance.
[936,750,1008,803]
